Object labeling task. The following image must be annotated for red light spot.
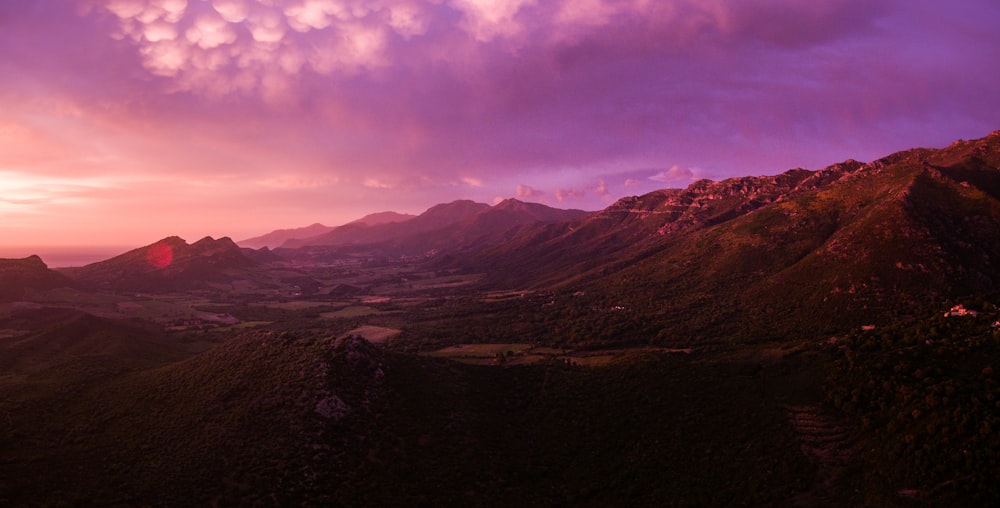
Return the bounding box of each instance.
[147,242,173,269]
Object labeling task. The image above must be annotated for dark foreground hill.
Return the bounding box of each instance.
[1,331,832,506]
[0,308,184,374]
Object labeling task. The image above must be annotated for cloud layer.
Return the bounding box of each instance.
[1,0,999,246]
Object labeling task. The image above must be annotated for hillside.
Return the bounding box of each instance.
[415,132,1000,345]
[239,212,416,249]
[0,308,185,374]
[0,331,824,506]
[238,222,334,249]
[281,200,490,249]
[60,236,259,292]
[0,255,73,301]
[279,200,590,263]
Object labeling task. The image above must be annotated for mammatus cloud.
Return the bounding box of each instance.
[1,0,998,246]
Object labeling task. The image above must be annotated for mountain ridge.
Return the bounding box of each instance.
[238,211,418,249]
[59,236,260,292]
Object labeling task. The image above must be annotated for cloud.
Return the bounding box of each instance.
[212,0,249,23]
[593,179,609,196]
[516,183,544,199]
[555,187,585,202]
[450,0,537,41]
[2,0,1000,245]
[364,178,392,189]
[650,165,697,187]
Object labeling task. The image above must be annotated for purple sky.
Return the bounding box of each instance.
[1,0,999,248]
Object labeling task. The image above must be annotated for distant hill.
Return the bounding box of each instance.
[279,199,591,260]
[444,131,1000,341]
[238,212,416,249]
[60,236,259,292]
[0,255,73,301]
[280,200,491,249]
[349,211,417,226]
[238,223,334,249]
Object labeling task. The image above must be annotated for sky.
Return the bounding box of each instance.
[1,0,999,249]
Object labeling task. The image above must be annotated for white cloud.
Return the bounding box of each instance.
[106,0,146,20]
[450,0,537,41]
[247,10,287,43]
[649,165,697,187]
[157,0,188,23]
[555,187,584,201]
[364,178,392,189]
[284,0,346,31]
[388,2,429,38]
[186,11,238,49]
[139,39,190,76]
[143,20,178,42]
[212,0,250,23]
[516,183,543,198]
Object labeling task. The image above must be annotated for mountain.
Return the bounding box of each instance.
[348,211,417,226]
[60,236,258,292]
[280,200,491,249]
[238,223,334,249]
[0,255,73,301]
[278,199,591,262]
[444,131,1000,341]
[239,212,416,249]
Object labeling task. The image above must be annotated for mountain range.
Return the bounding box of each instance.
[3,131,1000,506]
[58,236,261,292]
[237,211,417,249]
[12,130,1000,336]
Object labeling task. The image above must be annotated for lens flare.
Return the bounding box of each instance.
[146,241,174,268]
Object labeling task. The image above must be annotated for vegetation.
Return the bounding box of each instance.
[827,307,1000,504]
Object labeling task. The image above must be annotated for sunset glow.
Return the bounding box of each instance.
[1,0,999,249]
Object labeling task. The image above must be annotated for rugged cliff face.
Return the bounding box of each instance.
[439,131,1000,340]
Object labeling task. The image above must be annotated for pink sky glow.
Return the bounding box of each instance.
[1,0,999,250]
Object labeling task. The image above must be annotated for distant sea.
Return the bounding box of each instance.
[0,246,132,268]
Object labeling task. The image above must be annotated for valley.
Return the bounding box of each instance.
[2,132,1000,505]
